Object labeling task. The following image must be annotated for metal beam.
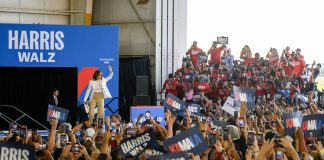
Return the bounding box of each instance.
[0,7,84,16]
[93,20,155,25]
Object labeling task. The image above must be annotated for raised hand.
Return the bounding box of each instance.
[108,66,113,73]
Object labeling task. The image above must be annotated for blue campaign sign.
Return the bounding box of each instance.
[47,105,70,124]
[0,24,119,114]
[130,106,165,127]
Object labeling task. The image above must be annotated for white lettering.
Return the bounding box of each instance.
[1,147,9,160]
[30,31,39,50]
[9,148,18,160]
[48,52,55,63]
[9,30,18,49]
[30,52,39,62]
[22,150,29,160]
[40,52,47,62]
[55,31,64,50]
[19,31,29,50]
[18,52,31,62]
[40,31,49,50]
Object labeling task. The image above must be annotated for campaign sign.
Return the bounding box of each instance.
[198,54,208,64]
[150,152,189,160]
[130,106,165,127]
[47,105,69,124]
[163,93,186,116]
[221,96,239,116]
[142,141,166,158]
[302,114,324,137]
[119,129,156,158]
[217,36,228,44]
[213,120,228,128]
[0,141,35,159]
[233,86,256,109]
[282,111,303,135]
[163,126,208,155]
[185,103,201,118]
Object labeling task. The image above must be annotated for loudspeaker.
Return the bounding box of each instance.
[136,76,148,96]
[133,96,150,106]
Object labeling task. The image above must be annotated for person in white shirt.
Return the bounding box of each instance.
[83,66,113,123]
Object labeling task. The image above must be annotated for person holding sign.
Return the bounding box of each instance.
[208,41,226,67]
[160,73,177,98]
[83,66,113,123]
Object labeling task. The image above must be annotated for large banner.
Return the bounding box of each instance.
[0,24,119,113]
[130,106,165,127]
[0,141,35,159]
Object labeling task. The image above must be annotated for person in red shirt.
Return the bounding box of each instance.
[195,75,211,94]
[255,77,266,97]
[160,74,177,98]
[281,59,294,76]
[240,45,252,60]
[186,41,203,66]
[291,54,305,78]
[208,41,226,66]
[295,48,304,61]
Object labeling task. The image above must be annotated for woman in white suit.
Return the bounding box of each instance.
[83,66,113,123]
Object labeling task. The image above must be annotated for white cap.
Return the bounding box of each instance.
[85,128,95,137]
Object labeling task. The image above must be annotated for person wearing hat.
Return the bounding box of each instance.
[295,48,305,61]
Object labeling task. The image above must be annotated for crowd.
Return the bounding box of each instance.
[2,41,324,160]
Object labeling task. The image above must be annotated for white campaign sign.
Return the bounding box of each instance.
[221,97,239,116]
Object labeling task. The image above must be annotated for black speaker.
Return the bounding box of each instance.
[136,76,148,96]
[133,96,150,106]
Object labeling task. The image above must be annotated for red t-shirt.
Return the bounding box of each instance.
[186,47,203,66]
[292,59,305,78]
[163,79,177,97]
[255,83,266,96]
[196,82,211,93]
[284,66,294,76]
[209,47,223,65]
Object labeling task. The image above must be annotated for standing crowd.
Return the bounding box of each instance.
[2,41,324,160]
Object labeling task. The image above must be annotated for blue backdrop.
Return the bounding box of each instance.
[0,24,119,115]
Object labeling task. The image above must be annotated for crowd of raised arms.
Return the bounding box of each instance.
[2,41,324,160]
